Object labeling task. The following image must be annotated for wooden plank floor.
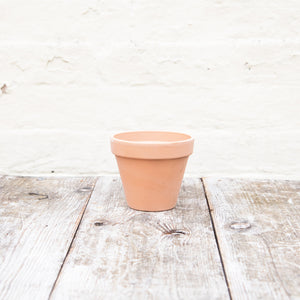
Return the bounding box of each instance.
[203,178,300,300]
[0,175,97,300]
[0,175,299,299]
[50,177,228,300]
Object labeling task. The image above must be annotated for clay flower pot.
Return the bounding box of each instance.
[111,131,194,211]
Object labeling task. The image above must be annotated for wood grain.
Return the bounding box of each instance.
[51,177,229,300]
[203,178,300,300]
[0,175,97,300]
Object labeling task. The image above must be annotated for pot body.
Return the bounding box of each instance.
[111,131,194,211]
[115,156,188,211]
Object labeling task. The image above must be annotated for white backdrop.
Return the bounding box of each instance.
[0,0,299,178]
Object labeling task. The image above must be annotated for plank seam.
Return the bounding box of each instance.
[47,177,98,299]
[200,178,233,300]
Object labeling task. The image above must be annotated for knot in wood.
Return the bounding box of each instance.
[230,221,251,231]
[156,222,190,237]
[165,229,188,236]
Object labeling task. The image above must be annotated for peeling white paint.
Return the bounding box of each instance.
[0,0,299,177]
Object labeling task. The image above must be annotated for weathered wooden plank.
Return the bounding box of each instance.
[51,177,229,300]
[203,178,300,300]
[0,175,97,300]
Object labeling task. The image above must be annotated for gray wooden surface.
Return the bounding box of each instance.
[0,175,97,300]
[51,177,228,300]
[0,175,299,299]
[203,178,300,300]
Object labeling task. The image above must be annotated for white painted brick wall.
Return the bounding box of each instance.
[0,0,300,178]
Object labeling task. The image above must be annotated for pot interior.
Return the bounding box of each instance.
[113,131,192,143]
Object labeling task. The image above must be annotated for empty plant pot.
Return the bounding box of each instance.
[111,131,194,211]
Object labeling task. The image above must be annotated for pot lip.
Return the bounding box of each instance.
[111,130,194,145]
[111,131,194,159]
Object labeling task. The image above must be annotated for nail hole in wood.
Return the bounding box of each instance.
[78,187,92,192]
[94,221,104,226]
[230,221,251,231]
[28,192,48,200]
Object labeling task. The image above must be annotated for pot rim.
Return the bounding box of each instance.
[111,131,194,159]
[112,131,193,144]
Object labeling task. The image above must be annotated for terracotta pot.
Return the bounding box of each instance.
[111,131,194,211]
